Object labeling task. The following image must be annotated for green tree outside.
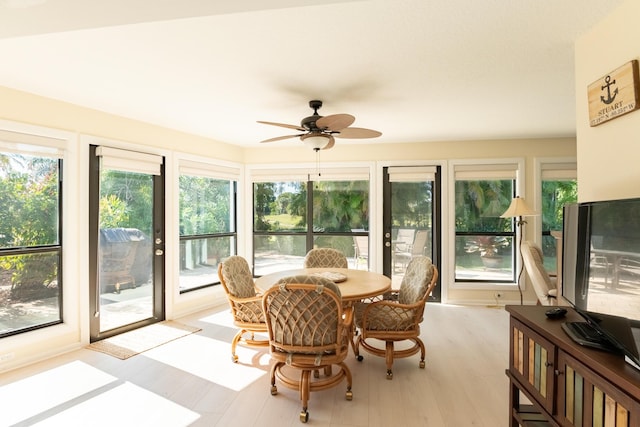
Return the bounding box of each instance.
[0,154,60,297]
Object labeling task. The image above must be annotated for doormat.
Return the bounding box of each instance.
[86,321,201,359]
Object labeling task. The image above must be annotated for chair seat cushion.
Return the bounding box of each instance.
[357,303,418,331]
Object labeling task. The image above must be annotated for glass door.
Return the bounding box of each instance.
[89,146,165,341]
[383,166,441,301]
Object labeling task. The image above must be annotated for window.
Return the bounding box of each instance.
[312,178,369,261]
[254,179,307,275]
[454,162,520,283]
[178,160,239,292]
[252,168,369,275]
[0,131,64,337]
[541,161,577,275]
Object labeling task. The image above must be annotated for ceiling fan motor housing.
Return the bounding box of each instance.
[301,100,324,130]
[301,114,322,131]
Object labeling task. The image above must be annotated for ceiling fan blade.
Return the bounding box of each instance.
[322,135,335,150]
[316,114,355,131]
[260,134,304,143]
[335,127,382,139]
[257,121,306,132]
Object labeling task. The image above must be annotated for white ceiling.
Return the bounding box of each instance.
[0,0,625,148]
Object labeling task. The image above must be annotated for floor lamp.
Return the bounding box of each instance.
[500,196,537,304]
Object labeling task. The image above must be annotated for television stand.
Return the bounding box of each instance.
[506,305,640,426]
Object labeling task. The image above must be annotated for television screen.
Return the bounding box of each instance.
[561,198,640,368]
[582,198,640,323]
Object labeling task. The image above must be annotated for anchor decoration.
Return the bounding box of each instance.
[600,75,619,105]
[588,60,640,127]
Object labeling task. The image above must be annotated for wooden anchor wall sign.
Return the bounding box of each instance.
[588,60,640,126]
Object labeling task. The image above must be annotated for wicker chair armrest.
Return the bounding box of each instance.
[227,293,263,304]
[364,299,423,313]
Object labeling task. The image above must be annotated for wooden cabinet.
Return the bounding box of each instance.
[506,306,640,427]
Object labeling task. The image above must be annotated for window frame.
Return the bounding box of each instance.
[0,129,66,338]
[177,158,240,293]
[449,158,526,290]
[249,165,371,275]
[534,157,578,276]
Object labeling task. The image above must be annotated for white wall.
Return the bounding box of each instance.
[575,0,640,202]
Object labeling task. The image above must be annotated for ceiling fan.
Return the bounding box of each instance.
[257,100,382,150]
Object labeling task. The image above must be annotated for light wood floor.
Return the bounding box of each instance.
[0,303,511,427]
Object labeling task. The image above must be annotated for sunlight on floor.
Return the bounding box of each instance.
[1,325,271,425]
[32,382,199,427]
[3,307,275,425]
[197,309,237,328]
[0,361,115,425]
[144,333,270,392]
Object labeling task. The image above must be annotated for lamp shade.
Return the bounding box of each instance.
[301,133,330,150]
[500,196,537,218]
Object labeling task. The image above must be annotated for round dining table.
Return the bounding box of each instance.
[254,268,391,302]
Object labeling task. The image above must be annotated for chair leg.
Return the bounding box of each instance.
[300,370,311,423]
[348,324,358,355]
[339,361,354,400]
[269,361,282,396]
[385,341,394,380]
[418,338,426,369]
[355,335,364,361]
[230,329,244,363]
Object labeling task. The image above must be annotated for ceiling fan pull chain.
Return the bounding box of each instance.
[315,148,321,177]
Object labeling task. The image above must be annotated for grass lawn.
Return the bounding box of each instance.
[265,213,303,230]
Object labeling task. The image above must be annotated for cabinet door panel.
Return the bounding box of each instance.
[510,318,556,413]
[557,350,639,427]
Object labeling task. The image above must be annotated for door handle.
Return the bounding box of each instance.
[155,249,164,256]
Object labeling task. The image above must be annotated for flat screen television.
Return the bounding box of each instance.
[561,198,640,369]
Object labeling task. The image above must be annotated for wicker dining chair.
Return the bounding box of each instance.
[354,255,438,379]
[262,274,353,423]
[218,255,269,363]
[303,247,348,268]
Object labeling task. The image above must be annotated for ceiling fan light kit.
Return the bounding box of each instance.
[301,133,331,150]
[258,100,381,150]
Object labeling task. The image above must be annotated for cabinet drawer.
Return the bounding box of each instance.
[511,318,557,414]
